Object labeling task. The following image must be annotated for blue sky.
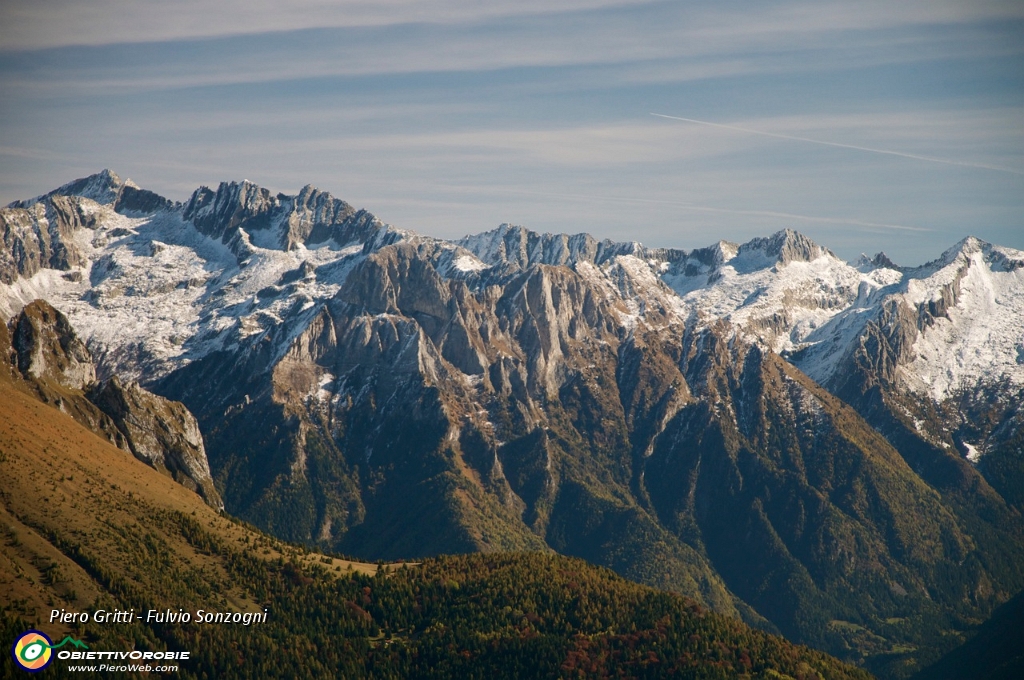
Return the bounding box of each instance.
[1,1,1022,264]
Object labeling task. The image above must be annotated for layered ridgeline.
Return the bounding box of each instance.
[3,170,1023,676]
[0,332,868,679]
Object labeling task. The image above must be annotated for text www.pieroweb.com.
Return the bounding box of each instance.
[66,663,178,673]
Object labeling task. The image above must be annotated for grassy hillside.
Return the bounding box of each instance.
[0,372,870,678]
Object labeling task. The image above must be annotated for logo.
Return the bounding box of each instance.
[11,631,89,673]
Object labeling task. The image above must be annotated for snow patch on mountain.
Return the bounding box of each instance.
[453,254,489,273]
[901,239,1024,401]
[0,190,371,382]
[654,231,1024,403]
[662,237,898,364]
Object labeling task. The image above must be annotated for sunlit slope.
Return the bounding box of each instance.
[0,375,378,640]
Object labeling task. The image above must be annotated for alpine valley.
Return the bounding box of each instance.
[3,170,1023,678]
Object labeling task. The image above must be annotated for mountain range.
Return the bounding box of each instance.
[3,327,875,679]
[3,170,1022,677]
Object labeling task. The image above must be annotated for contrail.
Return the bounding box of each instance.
[651,113,1024,175]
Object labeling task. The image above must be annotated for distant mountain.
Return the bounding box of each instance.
[3,170,1023,677]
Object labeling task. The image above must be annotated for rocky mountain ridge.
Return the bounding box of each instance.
[2,170,1022,677]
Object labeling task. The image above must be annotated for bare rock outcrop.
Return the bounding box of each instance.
[12,299,96,390]
[87,377,222,508]
[0,196,91,284]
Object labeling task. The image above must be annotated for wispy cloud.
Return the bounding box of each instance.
[0,0,652,50]
[2,0,1021,104]
[0,146,71,162]
[651,113,1024,175]
[0,1,597,51]
[2,0,1022,51]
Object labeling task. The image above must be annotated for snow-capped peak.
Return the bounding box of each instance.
[7,169,132,209]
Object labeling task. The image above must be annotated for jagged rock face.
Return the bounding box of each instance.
[0,313,17,380]
[457,222,689,274]
[13,299,96,390]
[830,298,919,393]
[739,228,833,265]
[0,196,92,284]
[3,171,1024,674]
[114,184,175,214]
[3,299,221,509]
[182,180,383,258]
[87,376,222,509]
[183,181,278,245]
[871,252,901,270]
